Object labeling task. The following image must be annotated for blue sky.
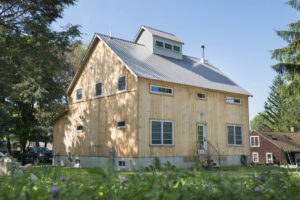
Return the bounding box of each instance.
[53,0,299,120]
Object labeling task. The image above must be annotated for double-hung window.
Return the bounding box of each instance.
[266,153,273,163]
[227,125,242,145]
[151,120,174,145]
[250,136,260,147]
[76,88,82,101]
[252,152,259,163]
[95,81,102,97]
[118,75,126,92]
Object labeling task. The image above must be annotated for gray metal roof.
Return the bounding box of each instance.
[135,26,184,44]
[98,34,251,96]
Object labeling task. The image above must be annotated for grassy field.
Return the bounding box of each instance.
[0,163,299,199]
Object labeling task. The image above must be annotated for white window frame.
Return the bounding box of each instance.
[76,88,83,101]
[252,152,259,163]
[155,40,164,48]
[117,120,126,128]
[150,85,174,95]
[196,92,206,99]
[227,124,243,146]
[117,75,127,92]
[250,136,260,147]
[94,81,103,98]
[150,120,174,146]
[225,96,241,104]
[266,152,273,163]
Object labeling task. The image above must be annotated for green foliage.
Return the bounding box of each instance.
[0,0,81,151]
[251,74,300,132]
[0,165,299,200]
[153,157,162,170]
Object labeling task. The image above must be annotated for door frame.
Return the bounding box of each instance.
[197,123,207,153]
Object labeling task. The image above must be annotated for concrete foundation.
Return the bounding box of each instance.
[53,154,250,170]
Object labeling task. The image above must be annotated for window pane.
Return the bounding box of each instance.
[227,126,234,145]
[173,45,180,52]
[165,43,172,49]
[156,41,163,47]
[152,121,162,144]
[255,137,259,146]
[118,76,126,91]
[76,88,82,100]
[95,82,102,96]
[117,121,126,127]
[151,85,159,92]
[226,97,234,103]
[163,122,172,144]
[235,126,242,145]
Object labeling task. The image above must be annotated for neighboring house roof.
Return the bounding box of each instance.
[98,34,251,96]
[134,25,184,44]
[254,131,300,152]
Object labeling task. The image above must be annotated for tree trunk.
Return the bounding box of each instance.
[6,134,11,155]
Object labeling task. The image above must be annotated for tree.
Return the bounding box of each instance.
[261,75,288,131]
[272,0,300,75]
[250,112,272,131]
[0,0,81,151]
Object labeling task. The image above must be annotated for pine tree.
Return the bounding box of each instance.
[262,75,289,131]
[272,0,300,74]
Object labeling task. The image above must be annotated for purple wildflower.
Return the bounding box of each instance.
[61,177,66,182]
[121,167,126,171]
[166,171,172,176]
[72,181,76,185]
[135,172,139,177]
[51,186,60,195]
[150,172,154,176]
[255,186,262,192]
[189,171,195,176]
[264,171,269,175]
[205,184,211,189]
[258,176,265,181]
[121,177,128,184]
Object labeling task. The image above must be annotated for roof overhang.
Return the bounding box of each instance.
[51,109,69,124]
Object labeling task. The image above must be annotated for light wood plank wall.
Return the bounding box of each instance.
[53,38,139,157]
[138,78,250,157]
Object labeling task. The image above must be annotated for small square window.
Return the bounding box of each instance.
[266,153,273,163]
[156,41,164,47]
[173,45,180,52]
[197,93,206,99]
[165,43,172,50]
[77,125,83,131]
[250,136,260,147]
[76,88,82,101]
[119,161,125,166]
[117,120,126,128]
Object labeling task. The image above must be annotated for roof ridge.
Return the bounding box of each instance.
[142,25,176,36]
[97,33,144,46]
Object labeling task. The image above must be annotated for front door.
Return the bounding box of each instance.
[197,124,207,153]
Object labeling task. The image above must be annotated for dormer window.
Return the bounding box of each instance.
[156,41,163,47]
[165,43,172,50]
[173,45,180,52]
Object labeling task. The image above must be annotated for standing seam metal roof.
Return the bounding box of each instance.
[97,33,251,96]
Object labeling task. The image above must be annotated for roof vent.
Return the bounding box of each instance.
[268,134,278,140]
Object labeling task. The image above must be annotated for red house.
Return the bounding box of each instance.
[250,128,300,165]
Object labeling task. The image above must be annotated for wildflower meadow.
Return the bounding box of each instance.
[0,162,299,200]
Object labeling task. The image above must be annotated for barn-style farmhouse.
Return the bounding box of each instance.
[52,26,251,170]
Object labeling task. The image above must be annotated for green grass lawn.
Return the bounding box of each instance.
[0,163,299,200]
